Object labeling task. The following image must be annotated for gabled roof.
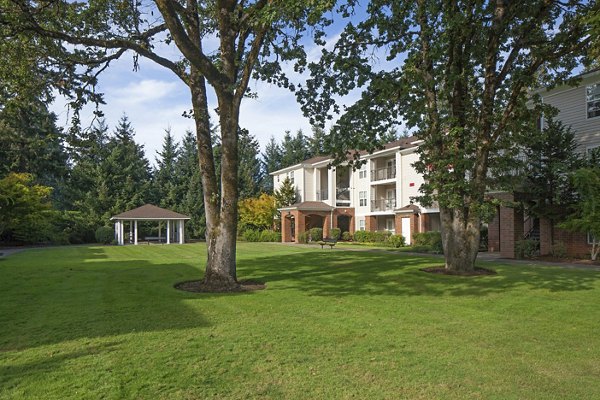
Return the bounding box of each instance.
[278,201,334,212]
[111,204,191,220]
[395,204,420,214]
[270,135,420,175]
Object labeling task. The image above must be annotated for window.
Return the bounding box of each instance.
[588,232,597,245]
[359,165,367,179]
[359,219,365,231]
[587,84,600,118]
[359,191,367,207]
[386,218,395,232]
[288,170,295,184]
[277,175,280,183]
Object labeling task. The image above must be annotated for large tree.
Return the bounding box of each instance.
[3,0,335,288]
[300,0,596,272]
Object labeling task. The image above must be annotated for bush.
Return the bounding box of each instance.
[551,241,567,258]
[388,234,406,248]
[342,231,353,241]
[515,239,539,259]
[413,231,443,253]
[259,230,281,242]
[95,226,115,244]
[353,230,392,243]
[411,245,432,253]
[330,228,341,240]
[242,229,261,242]
[309,227,323,242]
[297,231,308,244]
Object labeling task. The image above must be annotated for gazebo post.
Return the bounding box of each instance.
[134,220,138,245]
[158,222,162,243]
[119,220,124,245]
[166,220,171,244]
[179,219,184,244]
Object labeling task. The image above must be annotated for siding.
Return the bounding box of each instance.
[543,76,600,152]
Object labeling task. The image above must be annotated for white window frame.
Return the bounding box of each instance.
[289,170,295,184]
[359,219,365,231]
[359,191,367,207]
[588,232,596,245]
[359,164,367,179]
[586,83,600,119]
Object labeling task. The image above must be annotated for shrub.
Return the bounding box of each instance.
[342,231,353,241]
[551,241,567,258]
[95,226,115,244]
[388,234,406,248]
[259,230,281,242]
[242,229,261,242]
[413,231,443,253]
[411,245,432,253]
[309,227,323,242]
[330,228,341,240]
[353,230,368,242]
[297,231,308,244]
[515,239,539,259]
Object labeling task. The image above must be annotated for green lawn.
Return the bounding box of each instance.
[1,243,599,399]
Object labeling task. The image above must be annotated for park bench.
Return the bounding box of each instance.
[144,236,164,245]
[318,238,337,249]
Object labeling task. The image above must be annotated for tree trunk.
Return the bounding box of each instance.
[439,206,481,271]
[189,71,239,289]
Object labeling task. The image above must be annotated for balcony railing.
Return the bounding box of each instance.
[371,198,396,212]
[371,166,396,181]
[336,187,350,201]
[316,190,328,201]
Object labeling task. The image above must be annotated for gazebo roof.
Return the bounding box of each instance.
[111,204,191,220]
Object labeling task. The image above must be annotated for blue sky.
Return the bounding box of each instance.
[49,12,365,165]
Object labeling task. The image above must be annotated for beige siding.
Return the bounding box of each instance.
[543,76,600,153]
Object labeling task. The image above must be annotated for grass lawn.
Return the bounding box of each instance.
[1,243,600,399]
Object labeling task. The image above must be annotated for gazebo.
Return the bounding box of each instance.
[110,204,191,245]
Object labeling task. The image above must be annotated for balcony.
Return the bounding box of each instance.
[371,166,396,181]
[371,198,396,212]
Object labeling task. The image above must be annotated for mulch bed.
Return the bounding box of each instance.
[174,280,266,293]
[420,266,497,276]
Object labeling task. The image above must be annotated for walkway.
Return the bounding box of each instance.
[277,242,600,271]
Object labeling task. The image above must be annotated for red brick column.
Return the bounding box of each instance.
[323,212,331,239]
[421,213,430,232]
[294,211,305,243]
[488,208,500,252]
[410,214,420,237]
[281,214,292,242]
[365,216,377,231]
[394,214,402,236]
[539,217,552,256]
[499,205,524,259]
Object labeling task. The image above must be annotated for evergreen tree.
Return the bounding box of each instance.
[280,130,311,168]
[274,177,297,208]
[309,126,328,157]
[175,130,206,238]
[154,128,180,209]
[522,118,583,243]
[237,128,262,199]
[102,115,152,219]
[261,136,283,193]
[0,97,69,206]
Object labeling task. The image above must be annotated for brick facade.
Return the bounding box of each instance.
[281,207,355,243]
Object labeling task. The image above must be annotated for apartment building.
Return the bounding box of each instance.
[271,136,441,244]
[488,69,600,258]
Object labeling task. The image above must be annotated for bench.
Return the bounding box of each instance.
[318,238,337,249]
[144,236,164,245]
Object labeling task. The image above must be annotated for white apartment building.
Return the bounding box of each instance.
[271,136,441,244]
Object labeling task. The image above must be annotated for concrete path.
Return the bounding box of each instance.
[276,242,600,271]
[0,248,25,258]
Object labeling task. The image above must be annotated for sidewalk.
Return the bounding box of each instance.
[277,242,600,271]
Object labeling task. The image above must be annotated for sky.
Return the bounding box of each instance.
[48,17,361,165]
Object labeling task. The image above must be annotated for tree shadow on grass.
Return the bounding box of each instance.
[238,250,600,298]
[0,257,211,352]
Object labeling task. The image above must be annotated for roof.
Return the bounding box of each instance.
[395,204,420,214]
[111,204,191,220]
[270,135,420,175]
[278,201,334,212]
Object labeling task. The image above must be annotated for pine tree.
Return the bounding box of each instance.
[237,128,262,199]
[309,126,328,157]
[155,128,180,209]
[274,177,297,208]
[261,136,283,193]
[280,130,311,168]
[175,130,206,238]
